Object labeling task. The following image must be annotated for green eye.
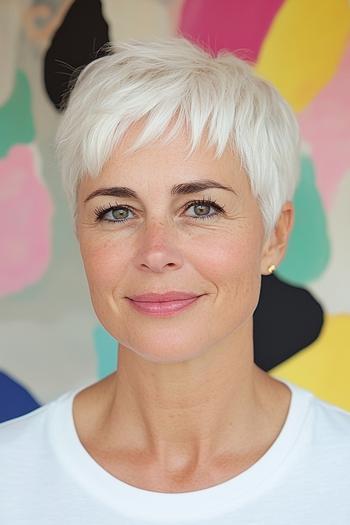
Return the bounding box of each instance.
[93,198,225,224]
[94,204,135,223]
[184,199,225,220]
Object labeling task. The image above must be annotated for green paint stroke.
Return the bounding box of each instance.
[0,70,35,157]
[93,324,119,379]
[277,154,330,285]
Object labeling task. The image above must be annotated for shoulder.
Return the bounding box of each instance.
[0,389,73,460]
[0,403,54,488]
[0,403,49,441]
[291,385,350,479]
[282,379,350,445]
[312,392,350,428]
[0,389,78,494]
[281,379,350,472]
[0,401,56,462]
[310,394,350,447]
[296,393,350,490]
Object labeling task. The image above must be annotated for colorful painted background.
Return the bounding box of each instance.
[1,0,349,421]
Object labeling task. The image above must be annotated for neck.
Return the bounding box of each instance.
[94,322,284,468]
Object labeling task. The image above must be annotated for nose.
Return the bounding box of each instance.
[134,220,184,273]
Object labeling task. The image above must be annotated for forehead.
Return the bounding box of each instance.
[115,119,236,168]
[79,119,249,197]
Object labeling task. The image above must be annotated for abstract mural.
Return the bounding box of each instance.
[1,0,349,420]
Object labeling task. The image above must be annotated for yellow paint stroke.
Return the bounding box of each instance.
[256,0,350,112]
[270,315,350,411]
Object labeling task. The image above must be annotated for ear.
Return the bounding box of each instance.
[260,201,294,275]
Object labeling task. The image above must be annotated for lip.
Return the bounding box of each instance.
[127,291,202,302]
[126,295,202,317]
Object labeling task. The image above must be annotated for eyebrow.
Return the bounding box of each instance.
[84,179,238,204]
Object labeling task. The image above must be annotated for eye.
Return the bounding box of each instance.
[93,198,225,224]
[93,203,135,223]
[183,198,225,220]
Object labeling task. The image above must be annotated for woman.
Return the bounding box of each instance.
[1,37,349,524]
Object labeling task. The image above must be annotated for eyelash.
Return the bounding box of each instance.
[93,198,226,224]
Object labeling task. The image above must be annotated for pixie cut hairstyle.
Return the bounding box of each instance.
[56,37,301,239]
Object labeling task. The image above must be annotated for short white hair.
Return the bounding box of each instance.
[56,36,300,238]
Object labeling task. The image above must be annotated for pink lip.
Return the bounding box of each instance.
[126,296,201,317]
[127,291,201,302]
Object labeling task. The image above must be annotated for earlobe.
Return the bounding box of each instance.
[260,234,275,275]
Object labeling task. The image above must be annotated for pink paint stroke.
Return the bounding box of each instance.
[299,43,350,209]
[0,144,53,297]
[178,0,284,61]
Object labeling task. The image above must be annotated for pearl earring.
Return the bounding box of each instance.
[268,264,276,274]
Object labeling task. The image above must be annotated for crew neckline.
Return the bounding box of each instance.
[49,379,314,522]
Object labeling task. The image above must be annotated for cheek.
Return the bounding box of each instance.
[196,229,261,276]
[79,236,128,293]
[193,229,262,303]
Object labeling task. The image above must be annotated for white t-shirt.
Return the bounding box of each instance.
[1,378,350,524]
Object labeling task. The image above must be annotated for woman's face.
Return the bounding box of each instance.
[76,124,270,363]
